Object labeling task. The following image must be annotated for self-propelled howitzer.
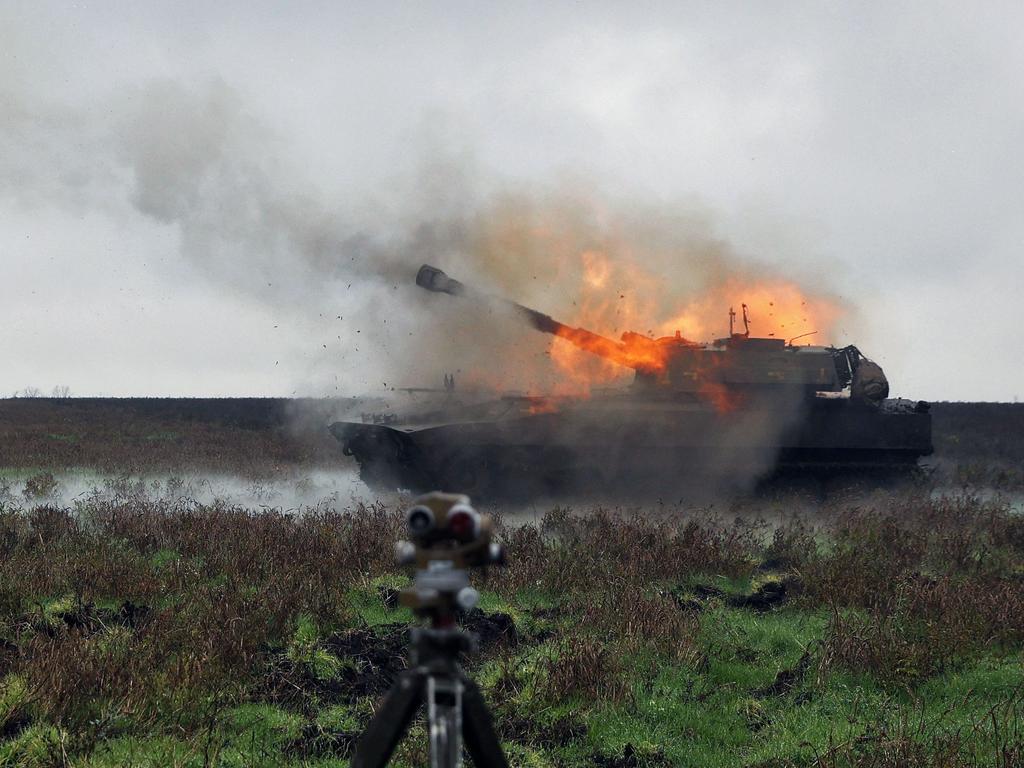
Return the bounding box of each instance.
[330,265,932,497]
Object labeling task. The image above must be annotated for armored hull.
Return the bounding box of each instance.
[331,393,932,496]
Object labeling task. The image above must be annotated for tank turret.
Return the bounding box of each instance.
[416,264,887,403]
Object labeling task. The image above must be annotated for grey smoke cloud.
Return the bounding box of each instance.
[4,66,816,398]
[2,2,1022,401]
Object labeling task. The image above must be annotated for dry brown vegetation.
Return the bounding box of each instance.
[0,398,339,475]
[0,488,1019,765]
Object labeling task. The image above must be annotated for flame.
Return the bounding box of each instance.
[537,250,844,407]
[552,327,665,374]
[659,278,842,344]
[545,250,664,392]
[454,199,845,408]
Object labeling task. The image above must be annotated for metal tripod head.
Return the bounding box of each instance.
[352,493,509,768]
[395,491,506,628]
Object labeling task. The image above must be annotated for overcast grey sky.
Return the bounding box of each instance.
[2,1,1022,401]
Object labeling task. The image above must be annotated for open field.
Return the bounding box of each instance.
[0,399,341,477]
[0,399,1022,767]
[2,398,1023,485]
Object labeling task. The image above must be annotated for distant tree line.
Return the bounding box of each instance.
[10,385,72,398]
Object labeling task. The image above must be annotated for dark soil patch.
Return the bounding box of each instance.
[0,709,31,740]
[500,714,587,749]
[52,600,151,634]
[756,555,789,572]
[666,579,793,615]
[593,743,671,767]
[667,592,706,612]
[727,581,787,612]
[754,651,813,698]
[262,624,409,711]
[527,605,560,641]
[667,583,725,612]
[693,584,726,600]
[116,601,151,628]
[326,623,409,699]
[460,610,518,649]
[530,627,557,643]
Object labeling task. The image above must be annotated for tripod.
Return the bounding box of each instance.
[351,491,509,768]
[351,626,508,768]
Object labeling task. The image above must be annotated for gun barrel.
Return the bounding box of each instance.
[416,264,467,296]
[415,264,652,371]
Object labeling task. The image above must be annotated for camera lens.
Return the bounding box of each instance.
[406,505,435,536]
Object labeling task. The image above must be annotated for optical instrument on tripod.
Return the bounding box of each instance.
[352,492,508,768]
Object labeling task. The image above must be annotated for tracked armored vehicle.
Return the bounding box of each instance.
[331,265,932,496]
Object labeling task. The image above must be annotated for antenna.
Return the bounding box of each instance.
[741,304,750,337]
[729,307,736,336]
[787,331,818,346]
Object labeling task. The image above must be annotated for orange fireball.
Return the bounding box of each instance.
[540,249,844,406]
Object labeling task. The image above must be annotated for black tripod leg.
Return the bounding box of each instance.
[351,670,425,768]
[460,677,509,768]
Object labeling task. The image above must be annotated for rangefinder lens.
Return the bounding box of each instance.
[447,504,480,541]
[406,505,435,536]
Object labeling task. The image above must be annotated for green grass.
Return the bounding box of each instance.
[481,606,825,766]
[346,580,413,627]
[467,604,1023,767]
